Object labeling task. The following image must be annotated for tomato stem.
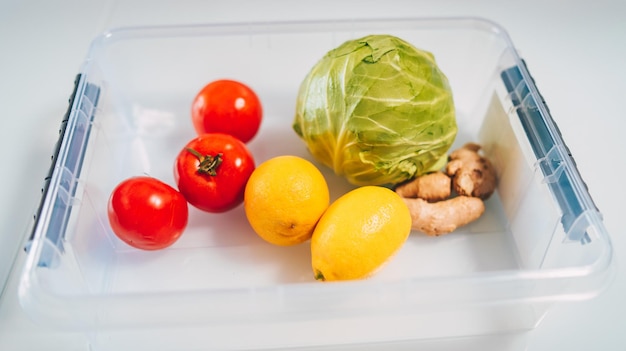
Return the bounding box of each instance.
[186,148,223,176]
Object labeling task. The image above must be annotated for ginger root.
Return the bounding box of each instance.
[446,142,496,200]
[401,196,485,236]
[394,171,451,202]
[394,142,497,236]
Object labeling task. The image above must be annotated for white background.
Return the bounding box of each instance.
[0,0,624,350]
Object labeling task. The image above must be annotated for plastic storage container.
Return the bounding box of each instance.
[19,17,613,350]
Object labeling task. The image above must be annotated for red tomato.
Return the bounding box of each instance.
[174,133,255,213]
[107,176,188,250]
[191,79,262,143]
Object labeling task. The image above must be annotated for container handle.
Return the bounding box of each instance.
[500,62,597,244]
[25,74,101,266]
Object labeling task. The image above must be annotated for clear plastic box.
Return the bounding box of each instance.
[19,17,613,350]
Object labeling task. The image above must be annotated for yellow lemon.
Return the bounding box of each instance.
[311,186,412,281]
[244,155,330,246]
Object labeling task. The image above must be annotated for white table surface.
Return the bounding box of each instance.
[1,0,624,350]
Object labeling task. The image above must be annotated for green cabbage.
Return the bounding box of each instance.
[293,34,457,186]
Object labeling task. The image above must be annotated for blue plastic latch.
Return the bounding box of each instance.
[25,74,101,267]
[501,63,594,244]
